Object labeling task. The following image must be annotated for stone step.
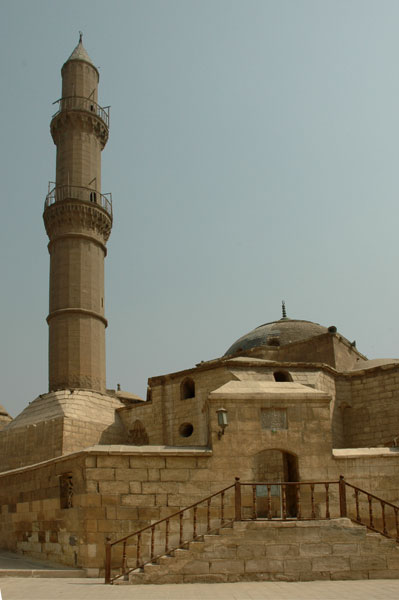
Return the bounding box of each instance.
[0,568,86,578]
[126,518,399,585]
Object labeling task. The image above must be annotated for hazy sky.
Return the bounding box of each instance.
[2,0,399,416]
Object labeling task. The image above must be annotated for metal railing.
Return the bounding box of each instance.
[238,479,339,521]
[44,183,112,217]
[104,476,399,584]
[344,480,399,541]
[52,96,110,127]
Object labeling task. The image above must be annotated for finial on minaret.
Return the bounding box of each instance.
[282,300,287,319]
[79,31,83,43]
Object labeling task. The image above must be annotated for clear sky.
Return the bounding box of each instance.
[1,0,399,417]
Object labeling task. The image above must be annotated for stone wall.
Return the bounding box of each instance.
[0,454,87,567]
[0,444,399,575]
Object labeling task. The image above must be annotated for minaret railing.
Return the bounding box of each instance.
[45,183,112,217]
[52,96,110,127]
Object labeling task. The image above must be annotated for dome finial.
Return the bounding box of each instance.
[79,31,83,44]
[282,300,287,319]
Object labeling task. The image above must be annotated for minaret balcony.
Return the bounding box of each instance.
[52,96,110,128]
[45,183,112,217]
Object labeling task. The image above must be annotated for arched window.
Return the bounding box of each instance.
[180,377,195,400]
[273,370,292,382]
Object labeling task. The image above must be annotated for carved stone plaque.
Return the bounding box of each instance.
[261,408,287,430]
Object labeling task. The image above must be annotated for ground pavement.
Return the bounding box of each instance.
[1,551,399,600]
[1,578,399,600]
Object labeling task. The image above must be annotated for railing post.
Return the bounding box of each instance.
[104,538,111,584]
[234,477,241,521]
[339,475,347,518]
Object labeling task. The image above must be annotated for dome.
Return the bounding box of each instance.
[0,403,12,428]
[224,318,329,356]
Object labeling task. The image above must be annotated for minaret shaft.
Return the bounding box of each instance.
[43,39,112,393]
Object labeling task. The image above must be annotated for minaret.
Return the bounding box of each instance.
[43,35,112,393]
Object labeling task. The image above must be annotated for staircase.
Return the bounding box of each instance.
[123,518,399,584]
[105,477,399,584]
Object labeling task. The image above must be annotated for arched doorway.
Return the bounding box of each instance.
[253,449,299,518]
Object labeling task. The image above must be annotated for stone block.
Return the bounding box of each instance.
[300,543,332,557]
[86,468,114,481]
[114,469,139,481]
[299,571,331,581]
[125,469,148,481]
[182,559,210,574]
[183,574,227,583]
[130,456,166,469]
[332,543,359,555]
[160,469,190,482]
[99,481,129,494]
[155,493,167,506]
[237,544,267,559]
[283,558,312,573]
[330,570,369,580]
[86,480,98,493]
[266,544,299,558]
[97,456,130,468]
[120,494,155,507]
[245,558,284,573]
[79,493,102,507]
[80,507,105,519]
[137,507,160,520]
[312,556,350,572]
[16,502,30,514]
[116,507,138,520]
[100,494,120,506]
[202,545,237,559]
[165,457,197,469]
[85,520,98,533]
[387,553,399,569]
[106,506,116,519]
[319,526,364,543]
[210,559,244,573]
[142,482,179,494]
[350,555,387,570]
[369,569,399,579]
[148,469,160,481]
[97,519,119,533]
[128,481,141,494]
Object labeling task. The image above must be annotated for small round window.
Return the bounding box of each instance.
[179,423,194,438]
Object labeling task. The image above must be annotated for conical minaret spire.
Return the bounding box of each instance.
[43,39,112,393]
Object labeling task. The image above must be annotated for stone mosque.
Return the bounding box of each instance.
[0,38,399,583]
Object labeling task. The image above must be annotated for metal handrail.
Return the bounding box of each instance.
[44,183,112,217]
[105,482,235,584]
[52,96,110,127]
[344,480,399,541]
